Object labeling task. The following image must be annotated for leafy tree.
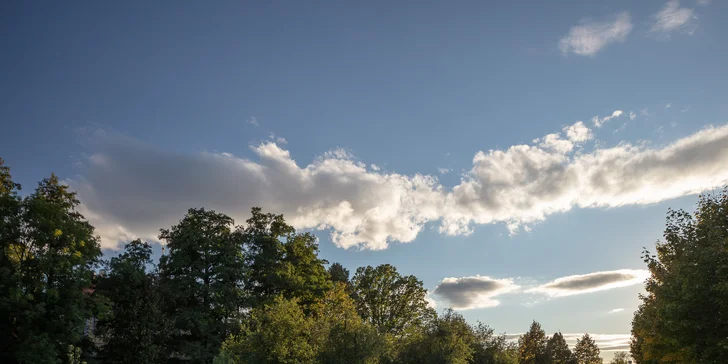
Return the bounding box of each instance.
[95,239,172,364]
[470,323,519,364]
[0,172,102,363]
[350,264,430,336]
[573,333,602,364]
[518,321,547,364]
[609,352,630,364]
[546,332,576,364]
[327,262,350,285]
[631,191,728,364]
[242,207,331,310]
[159,208,246,363]
[398,309,475,364]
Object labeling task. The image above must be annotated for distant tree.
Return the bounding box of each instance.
[95,239,172,364]
[242,207,331,310]
[0,172,102,363]
[470,323,519,364]
[609,352,630,364]
[573,334,602,364]
[546,332,576,364]
[631,191,728,363]
[518,321,548,364]
[399,309,475,364]
[350,264,430,336]
[327,262,350,285]
[159,208,246,363]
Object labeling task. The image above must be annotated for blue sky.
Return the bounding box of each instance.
[2,0,727,357]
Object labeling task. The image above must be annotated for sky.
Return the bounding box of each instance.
[2,0,727,359]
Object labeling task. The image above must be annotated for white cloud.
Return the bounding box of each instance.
[559,12,632,56]
[629,111,636,120]
[268,133,287,145]
[651,1,696,34]
[432,276,520,310]
[247,116,259,126]
[563,121,593,143]
[665,103,672,108]
[370,164,381,171]
[609,308,625,314]
[697,0,711,5]
[527,269,649,297]
[505,333,631,352]
[592,110,623,128]
[72,122,728,250]
[641,108,650,117]
[438,168,452,175]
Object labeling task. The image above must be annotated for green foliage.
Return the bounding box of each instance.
[470,323,519,364]
[242,207,332,310]
[631,191,728,364]
[327,262,350,285]
[95,239,173,363]
[573,334,602,364]
[0,168,102,363]
[350,264,430,336]
[159,208,246,363]
[68,345,87,364]
[518,321,548,364]
[398,309,475,364]
[546,332,576,364]
[608,352,630,364]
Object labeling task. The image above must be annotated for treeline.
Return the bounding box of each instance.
[2,158,725,363]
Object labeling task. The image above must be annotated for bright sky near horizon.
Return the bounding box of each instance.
[2,0,727,359]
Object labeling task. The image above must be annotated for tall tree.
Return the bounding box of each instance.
[609,352,630,364]
[518,321,548,364]
[0,158,22,362]
[573,333,602,364]
[327,262,350,285]
[631,191,728,363]
[159,208,246,363]
[470,323,519,364]
[350,264,430,336]
[398,309,475,364]
[546,332,576,364]
[95,239,172,364]
[242,207,331,310]
[0,172,102,363]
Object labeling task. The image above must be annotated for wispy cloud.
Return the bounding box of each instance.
[527,269,649,297]
[247,116,259,126]
[432,276,520,310]
[268,133,287,145]
[71,121,728,250]
[608,308,625,314]
[559,12,632,56]
[592,110,624,127]
[665,103,672,109]
[629,111,637,120]
[651,1,696,34]
[438,168,452,175]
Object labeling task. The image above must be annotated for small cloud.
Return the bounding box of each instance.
[641,108,650,117]
[681,105,690,112]
[527,269,649,297]
[651,1,696,34]
[432,276,520,310]
[438,168,451,175]
[593,110,624,128]
[697,0,711,5]
[665,103,672,108]
[559,12,632,56]
[609,308,625,314]
[370,164,381,171]
[613,122,628,133]
[268,133,288,145]
[629,111,636,120]
[563,121,593,143]
[247,116,259,126]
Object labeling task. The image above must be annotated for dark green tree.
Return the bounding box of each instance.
[241,207,331,309]
[546,332,576,364]
[609,352,630,364]
[470,323,519,364]
[159,208,246,363]
[0,171,102,363]
[350,264,430,336]
[517,321,547,364]
[95,239,172,363]
[631,191,728,364]
[398,309,475,364]
[327,262,350,285]
[573,333,602,364]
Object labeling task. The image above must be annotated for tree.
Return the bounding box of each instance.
[470,323,519,364]
[242,207,331,310]
[159,208,246,363]
[518,321,548,364]
[327,262,350,285]
[546,332,576,364]
[573,334,602,364]
[94,239,172,364]
[631,191,728,364]
[0,173,102,363]
[398,309,475,364]
[350,264,430,336]
[609,352,630,364]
